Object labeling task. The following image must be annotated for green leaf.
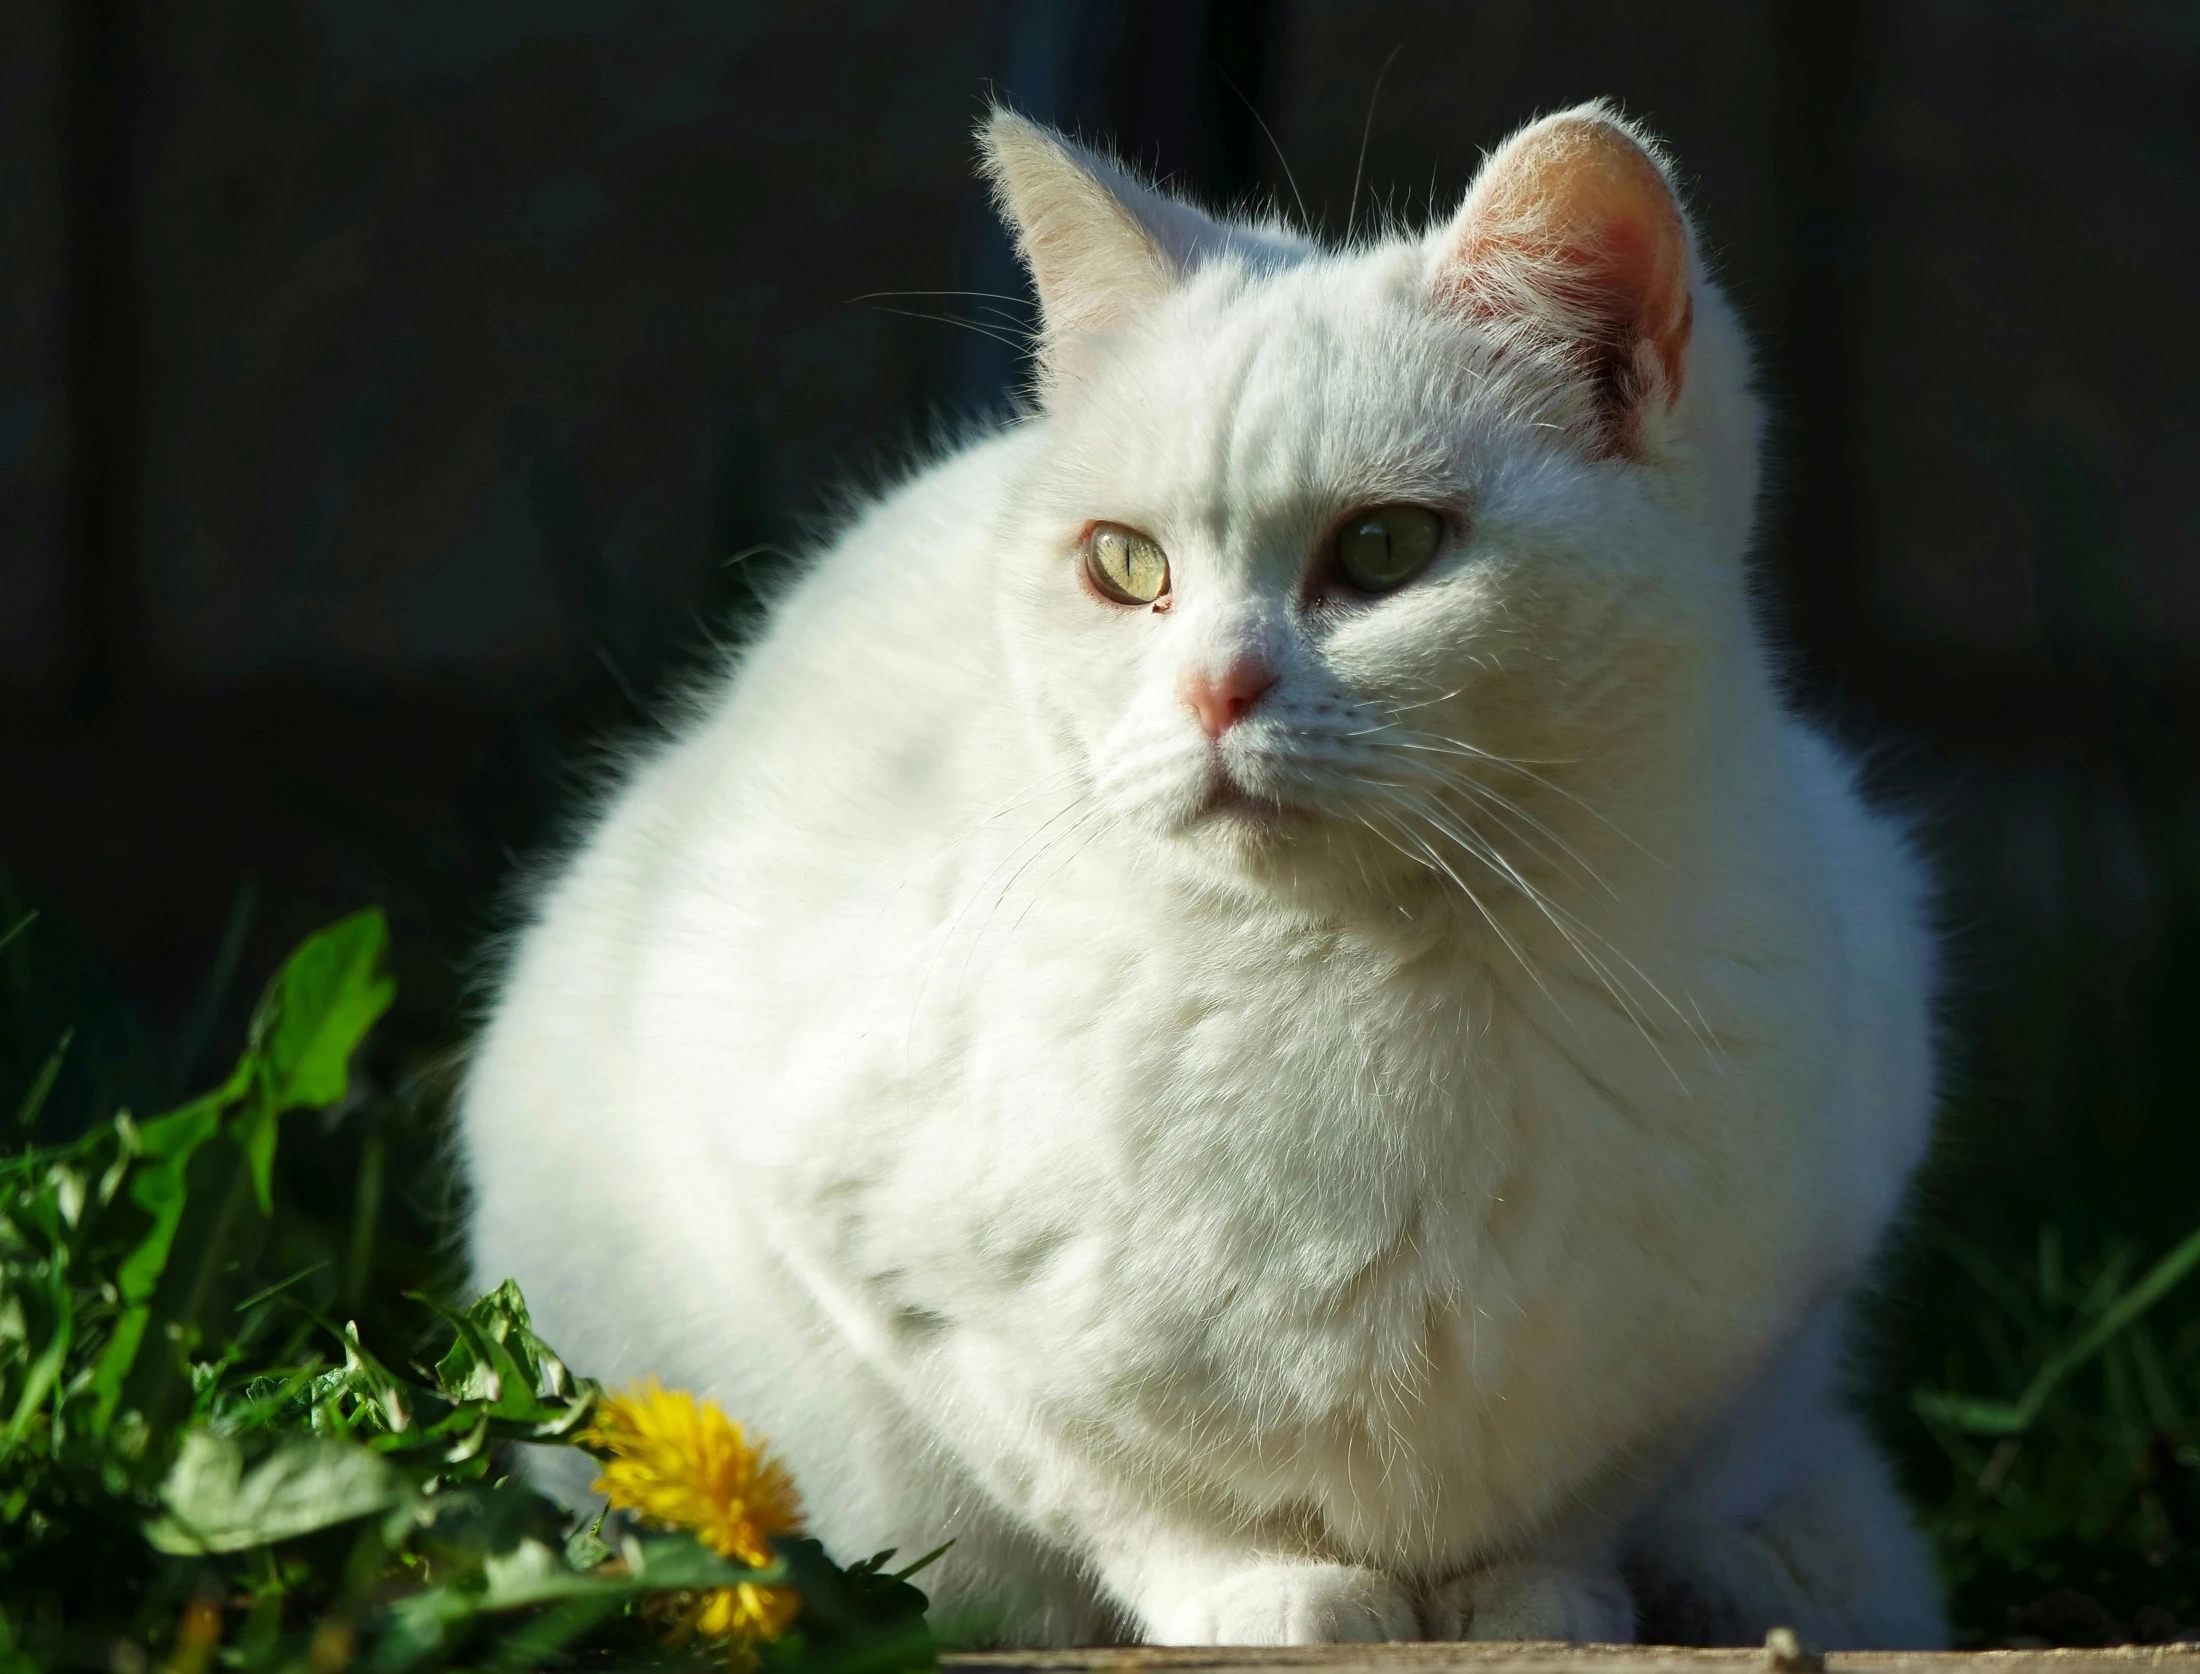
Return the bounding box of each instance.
[764,1537,941,1674]
[197,908,393,1216]
[562,1520,614,1571]
[113,1102,224,1303]
[472,1594,623,1674]
[85,1099,229,1429]
[417,1281,595,1430]
[2,1257,71,1446]
[250,907,396,1117]
[146,1429,414,1554]
[335,1320,415,1435]
[234,1065,281,1219]
[416,1298,534,1417]
[366,1531,781,1674]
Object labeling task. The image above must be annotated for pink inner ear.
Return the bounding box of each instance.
[1589,201,1692,396]
[1436,118,1694,447]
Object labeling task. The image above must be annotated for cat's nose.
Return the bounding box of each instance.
[1181,655,1278,739]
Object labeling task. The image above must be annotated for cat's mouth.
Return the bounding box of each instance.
[1193,770,1302,827]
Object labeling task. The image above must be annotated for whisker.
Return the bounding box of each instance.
[846,288,1037,308]
[1355,793,1555,1011]
[962,799,1108,972]
[862,305,1032,354]
[1417,762,1626,907]
[1347,45,1405,245]
[905,776,1089,1040]
[1383,782,1713,1080]
[1353,727,1573,770]
[1372,726,1660,866]
[1393,751,1727,1069]
[1005,803,1112,939]
[1213,66,1311,236]
[1365,685,1466,720]
[1380,760,1710,1048]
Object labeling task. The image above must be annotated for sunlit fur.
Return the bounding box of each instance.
[461,104,1946,1649]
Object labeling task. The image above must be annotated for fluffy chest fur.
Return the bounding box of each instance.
[618,715,1858,1570]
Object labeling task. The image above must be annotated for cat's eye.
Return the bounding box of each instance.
[1332,505,1444,594]
[1082,522,1171,606]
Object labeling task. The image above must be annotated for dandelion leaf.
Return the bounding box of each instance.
[148,1429,413,1554]
[251,908,395,1112]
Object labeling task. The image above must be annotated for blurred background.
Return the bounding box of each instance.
[2,0,2198,1645]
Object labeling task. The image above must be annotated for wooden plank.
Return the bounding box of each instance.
[946,1644,2200,1674]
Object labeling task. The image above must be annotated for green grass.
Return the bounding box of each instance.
[1872,1212,2200,1642]
[0,904,936,1674]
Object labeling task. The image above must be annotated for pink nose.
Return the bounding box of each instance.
[1181,655,1278,739]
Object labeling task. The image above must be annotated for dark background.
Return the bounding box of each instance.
[3,0,2199,1638]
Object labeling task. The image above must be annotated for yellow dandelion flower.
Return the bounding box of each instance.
[581,1379,806,1654]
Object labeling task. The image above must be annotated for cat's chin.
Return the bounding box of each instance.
[1180,779,1365,889]
[1193,778,1302,826]
[1178,791,1439,913]
[1184,775,1319,852]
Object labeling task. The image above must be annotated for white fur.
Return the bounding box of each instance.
[461,106,1946,1648]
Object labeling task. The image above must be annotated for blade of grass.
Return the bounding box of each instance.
[1923,1222,2200,1436]
[13,1028,72,1127]
[2037,1224,2200,1406]
[1938,1230,2044,1334]
[2076,1240,2138,1323]
[0,910,34,959]
[2127,1318,2183,1430]
[235,1260,332,1316]
[172,875,259,1097]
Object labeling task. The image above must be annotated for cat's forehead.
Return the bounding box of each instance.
[1042,245,1520,533]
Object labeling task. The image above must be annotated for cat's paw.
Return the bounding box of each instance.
[1424,1561,1635,1643]
[1147,1562,1418,1645]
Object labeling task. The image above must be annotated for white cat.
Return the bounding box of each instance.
[461,103,1947,1649]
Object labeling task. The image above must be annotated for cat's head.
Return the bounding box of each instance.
[980,104,1763,910]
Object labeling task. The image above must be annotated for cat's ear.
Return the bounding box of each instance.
[1429,103,1694,453]
[980,109,1224,358]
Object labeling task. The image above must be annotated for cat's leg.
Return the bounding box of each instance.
[1623,1308,1947,1649]
[1088,1517,1417,1645]
[1628,1406,1944,1649]
[1421,1560,1635,1643]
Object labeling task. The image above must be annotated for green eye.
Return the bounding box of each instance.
[1083,522,1170,605]
[1333,505,1444,593]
